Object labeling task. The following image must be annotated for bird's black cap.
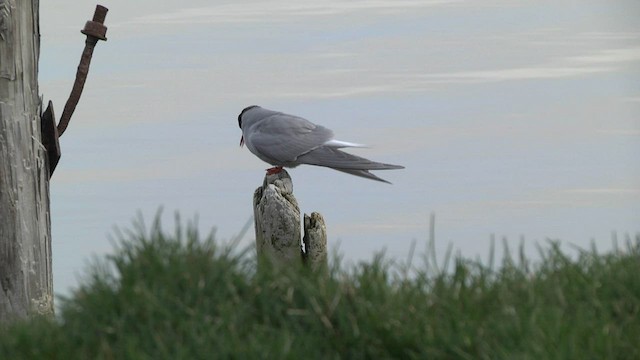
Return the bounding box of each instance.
[238,105,260,128]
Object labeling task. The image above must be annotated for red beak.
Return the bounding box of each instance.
[240,135,244,147]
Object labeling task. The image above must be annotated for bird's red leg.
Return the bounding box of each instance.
[266,166,283,175]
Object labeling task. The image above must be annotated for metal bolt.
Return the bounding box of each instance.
[57,5,109,136]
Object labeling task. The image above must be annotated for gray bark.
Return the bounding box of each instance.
[0,0,54,322]
[253,170,327,268]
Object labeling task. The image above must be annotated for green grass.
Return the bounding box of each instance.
[1,215,639,359]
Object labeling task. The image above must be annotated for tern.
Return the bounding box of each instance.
[238,105,404,183]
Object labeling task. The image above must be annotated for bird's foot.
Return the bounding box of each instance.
[266,166,283,175]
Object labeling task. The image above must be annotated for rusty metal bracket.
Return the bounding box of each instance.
[40,101,61,176]
[56,4,108,136]
[40,5,108,177]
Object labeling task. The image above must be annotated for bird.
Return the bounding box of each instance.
[238,105,404,183]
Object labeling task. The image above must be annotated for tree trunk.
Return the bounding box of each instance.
[0,0,54,322]
[253,170,327,269]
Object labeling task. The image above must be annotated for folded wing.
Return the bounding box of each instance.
[249,113,334,164]
[297,146,404,183]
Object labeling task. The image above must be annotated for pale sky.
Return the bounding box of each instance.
[39,0,639,296]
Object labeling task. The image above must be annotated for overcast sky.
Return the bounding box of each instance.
[39,0,639,296]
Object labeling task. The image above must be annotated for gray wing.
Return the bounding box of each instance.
[249,113,334,164]
[297,146,405,183]
[331,168,395,184]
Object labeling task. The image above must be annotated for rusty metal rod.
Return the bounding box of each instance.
[57,5,108,136]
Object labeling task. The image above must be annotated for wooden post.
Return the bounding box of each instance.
[303,212,327,270]
[0,0,54,322]
[253,170,327,269]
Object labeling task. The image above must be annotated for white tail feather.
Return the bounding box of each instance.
[323,139,368,148]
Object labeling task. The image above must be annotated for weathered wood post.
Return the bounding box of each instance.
[0,0,54,321]
[253,170,327,270]
[303,212,327,270]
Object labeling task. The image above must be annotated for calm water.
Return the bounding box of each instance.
[40,1,640,295]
